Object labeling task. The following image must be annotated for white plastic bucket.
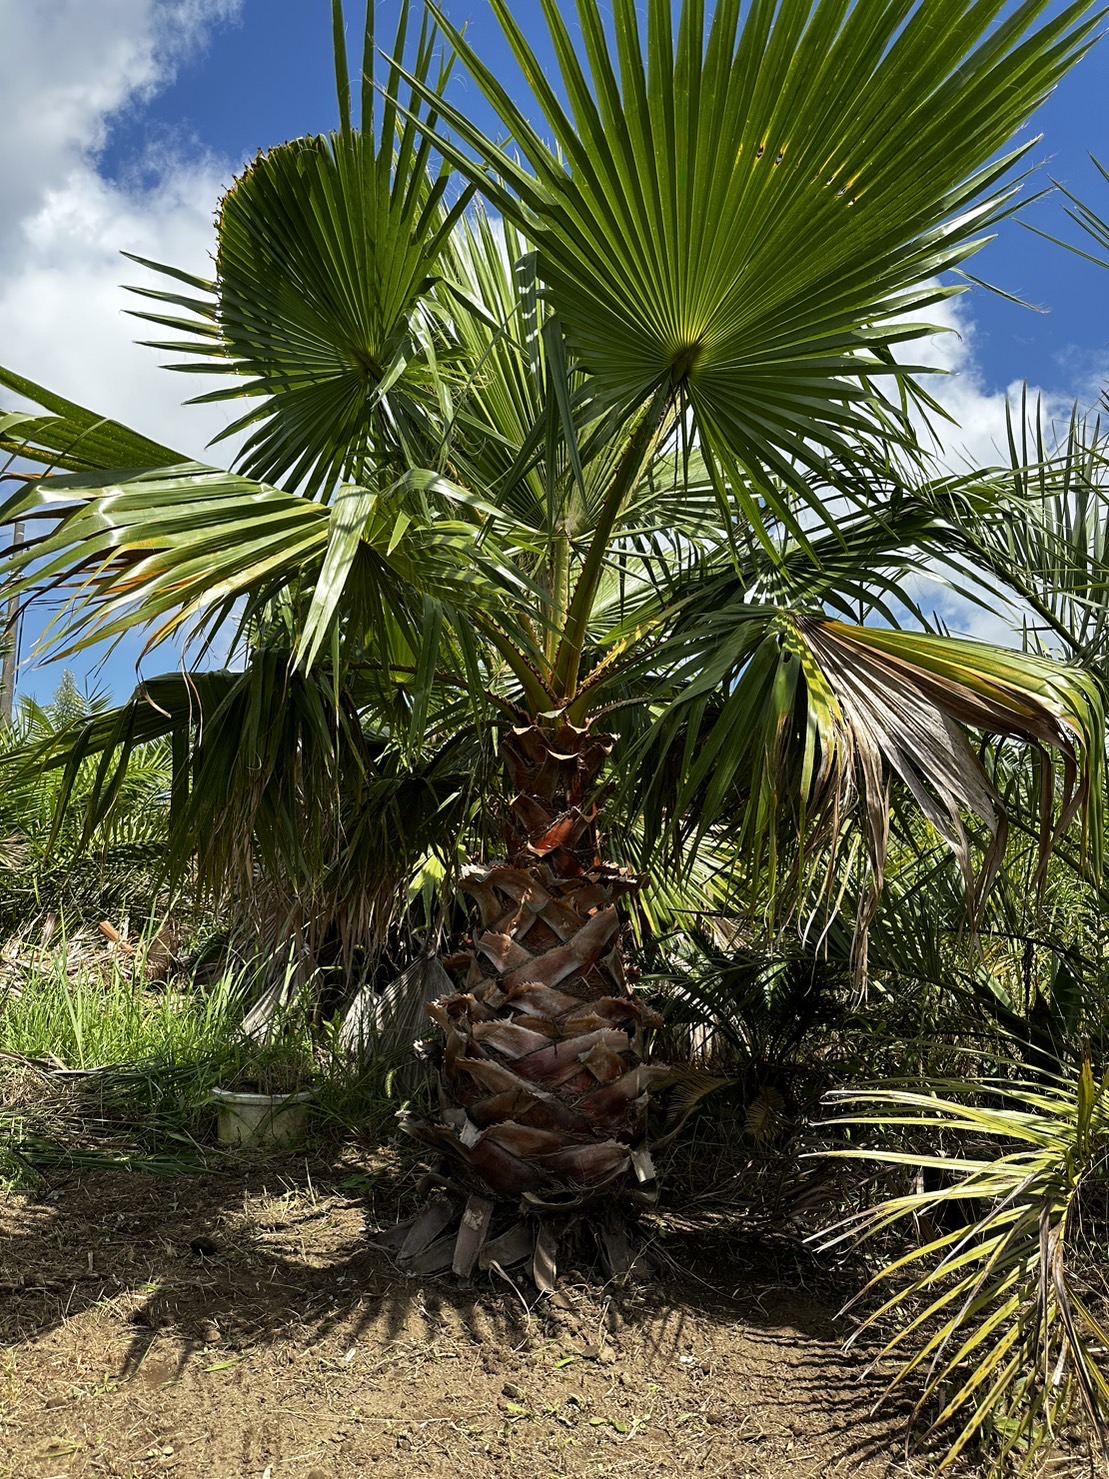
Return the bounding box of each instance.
[210,1086,314,1147]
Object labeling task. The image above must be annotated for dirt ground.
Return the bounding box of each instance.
[0,1149,931,1479]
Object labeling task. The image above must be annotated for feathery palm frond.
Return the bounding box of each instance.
[822,1061,1109,1475]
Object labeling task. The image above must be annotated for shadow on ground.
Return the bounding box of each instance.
[0,1143,922,1478]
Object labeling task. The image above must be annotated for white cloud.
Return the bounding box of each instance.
[0,1,247,702]
[0,0,240,240]
[892,292,1109,647]
[0,0,245,461]
[908,293,1107,475]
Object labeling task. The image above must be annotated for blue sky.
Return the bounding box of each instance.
[99,0,1109,397]
[3,0,1109,706]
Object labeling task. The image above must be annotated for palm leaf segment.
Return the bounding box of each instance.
[824,1062,1109,1474]
[0,460,521,673]
[413,0,1099,538]
[635,611,1105,969]
[0,366,181,474]
[126,1,471,499]
[798,623,1104,935]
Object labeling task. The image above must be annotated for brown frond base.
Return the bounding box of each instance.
[377,1170,652,1291]
[390,718,708,1287]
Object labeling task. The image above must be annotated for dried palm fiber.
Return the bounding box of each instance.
[395,720,673,1286]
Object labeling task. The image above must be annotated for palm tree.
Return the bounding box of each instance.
[1,0,1105,1281]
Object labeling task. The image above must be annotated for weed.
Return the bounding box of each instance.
[0,942,244,1075]
[0,936,418,1176]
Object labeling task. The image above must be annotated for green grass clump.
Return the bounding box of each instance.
[0,953,245,1073]
[0,953,249,1179]
[0,943,424,1181]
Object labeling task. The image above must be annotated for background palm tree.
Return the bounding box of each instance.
[1,0,1105,1281]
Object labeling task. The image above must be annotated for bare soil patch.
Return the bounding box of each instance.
[0,1151,916,1479]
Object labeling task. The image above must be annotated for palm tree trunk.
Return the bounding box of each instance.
[397,719,665,1285]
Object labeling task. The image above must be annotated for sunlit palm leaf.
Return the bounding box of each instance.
[0,463,521,667]
[821,1061,1109,1475]
[1026,153,1109,274]
[0,366,181,474]
[125,3,470,498]
[407,0,1099,538]
[0,465,330,658]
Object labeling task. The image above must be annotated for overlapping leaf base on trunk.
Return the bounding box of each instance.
[396,722,666,1284]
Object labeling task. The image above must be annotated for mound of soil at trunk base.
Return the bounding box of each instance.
[0,1150,930,1479]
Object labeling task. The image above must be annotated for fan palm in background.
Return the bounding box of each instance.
[1,0,1106,1292]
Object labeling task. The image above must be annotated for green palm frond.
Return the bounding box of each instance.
[437,211,558,516]
[0,465,329,658]
[124,2,470,498]
[926,399,1109,668]
[1026,153,1109,271]
[0,673,172,929]
[405,0,1100,542]
[12,659,484,959]
[821,1061,1109,1475]
[631,615,1103,971]
[594,485,944,658]
[0,462,527,674]
[0,367,181,474]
